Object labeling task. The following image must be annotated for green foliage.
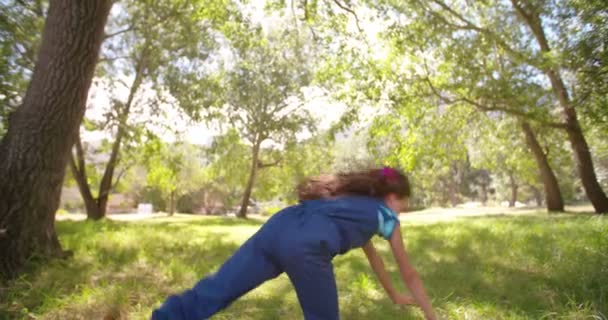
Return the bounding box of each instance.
[0,0,45,137]
[2,214,606,319]
[202,130,251,208]
[55,208,69,216]
[471,118,527,175]
[169,21,317,146]
[165,17,320,215]
[255,134,335,202]
[565,0,608,129]
[368,93,473,205]
[142,136,205,212]
[586,124,608,191]
[138,185,167,213]
[469,116,539,201]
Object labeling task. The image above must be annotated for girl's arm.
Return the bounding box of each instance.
[362,241,412,304]
[388,226,436,320]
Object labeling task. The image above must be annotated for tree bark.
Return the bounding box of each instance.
[238,140,261,218]
[508,171,518,207]
[69,133,104,219]
[448,177,458,207]
[93,52,147,219]
[529,185,543,207]
[480,183,488,206]
[168,190,175,216]
[520,121,564,212]
[478,170,490,206]
[72,48,147,220]
[512,0,608,213]
[0,0,113,279]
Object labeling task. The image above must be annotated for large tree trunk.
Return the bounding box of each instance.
[0,0,113,280]
[238,141,261,218]
[521,121,564,212]
[562,120,608,213]
[508,171,518,207]
[512,0,608,213]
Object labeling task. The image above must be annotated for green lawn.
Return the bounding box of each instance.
[2,213,607,319]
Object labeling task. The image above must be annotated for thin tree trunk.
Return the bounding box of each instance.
[94,53,147,219]
[169,190,175,216]
[73,49,147,220]
[0,0,113,279]
[512,0,608,213]
[479,170,490,206]
[521,121,564,212]
[239,140,261,218]
[508,171,518,207]
[529,185,543,207]
[448,178,458,207]
[480,183,488,206]
[68,135,103,219]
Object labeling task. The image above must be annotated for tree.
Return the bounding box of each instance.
[510,0,607,212]
[203,130,251,210]
[143,137,203,216]
[520,121,564,211]
[256,134,335,203]
[67,0,221,220]
[368,94,471,207]
[169,25,316,218]
[377,0,607,213]
[0,0,46,136]
[0,0,113,279]
[470,114,564,210]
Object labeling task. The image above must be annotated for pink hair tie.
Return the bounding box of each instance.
[381,167,399,182]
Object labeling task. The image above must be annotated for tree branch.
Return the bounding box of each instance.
[331,0,363,33]
[426,0,536,65]
[98,55,131,63]
[110,166,128,191]
[74,133,87,176]
[423,77,569,130]
[257,157,282,169]
[103,26,135,40]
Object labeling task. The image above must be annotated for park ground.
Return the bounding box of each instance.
[1,206,607,319]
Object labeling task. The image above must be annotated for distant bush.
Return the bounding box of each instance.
[261,206,282,216]
[61,200,83,213]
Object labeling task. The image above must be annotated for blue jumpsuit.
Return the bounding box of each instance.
[151,196,400,320]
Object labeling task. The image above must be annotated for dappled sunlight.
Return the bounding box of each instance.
[3,214,606,319]
[1,1,607,320]
[400,216,608,318]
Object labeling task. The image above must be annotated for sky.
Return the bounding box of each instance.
[85,0,390,147]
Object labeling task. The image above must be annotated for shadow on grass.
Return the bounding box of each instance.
[2,219,254,319]
[2,215,606,319]
[329,215,607,318]
[408,216,606,318]
[133,215,266,227]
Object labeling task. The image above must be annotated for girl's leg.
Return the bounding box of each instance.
[284,255,339,320]
[152,236,282,320]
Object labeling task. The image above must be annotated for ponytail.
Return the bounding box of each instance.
[297,167,410,201]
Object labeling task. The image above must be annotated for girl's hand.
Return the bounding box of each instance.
[391,293,416,306]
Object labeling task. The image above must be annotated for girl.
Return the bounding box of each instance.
[152,167,436,320]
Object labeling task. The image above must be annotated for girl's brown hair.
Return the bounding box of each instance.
[297,167,411,201]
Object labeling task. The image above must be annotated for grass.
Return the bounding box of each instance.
[1,212,607,319]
